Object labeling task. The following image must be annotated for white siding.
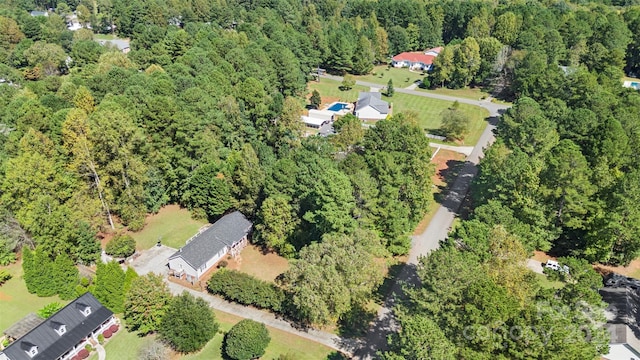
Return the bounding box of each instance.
[168,257,197,279]
[196,246,228,278]
[356,106,388,120]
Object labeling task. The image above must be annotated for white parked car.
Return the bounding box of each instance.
[545,260,570,274]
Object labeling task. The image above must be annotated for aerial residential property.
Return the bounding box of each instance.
[391,47,443,71]
[0,293,116,360]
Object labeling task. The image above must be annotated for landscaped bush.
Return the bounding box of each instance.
[0,269,12,285]
[224,319,270,360]
[207,269,285,312]
[103,330,112,339]
[105,234,136,258]
[109,324,119,333]
[77,349,89,359]
[97,334,104,344]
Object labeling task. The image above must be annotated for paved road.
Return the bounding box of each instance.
[353,87,508,359]
[164,281,360,356]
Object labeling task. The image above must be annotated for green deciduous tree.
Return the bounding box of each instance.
[105,234,136,258]
[159,292,218,353]
[124,273,172,335]
[224,319,270,360]
[255,195,298,257]
[439,108,470,141]
[280,232,383,325]
[310,90,321,109]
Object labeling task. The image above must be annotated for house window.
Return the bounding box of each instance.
[83,307,91,316]
[25,345,38,357]
[54,324,66,336]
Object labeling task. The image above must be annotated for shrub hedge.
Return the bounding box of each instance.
[207,269,285,312]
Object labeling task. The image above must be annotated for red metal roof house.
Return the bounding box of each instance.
[391,47,443,71]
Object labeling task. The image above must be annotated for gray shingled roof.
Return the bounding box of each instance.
[355,92,389,114]
[1,292,113,360]
[3,314,45,341]
[168,211,252,270]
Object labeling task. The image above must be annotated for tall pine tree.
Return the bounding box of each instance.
[94,261,126,313]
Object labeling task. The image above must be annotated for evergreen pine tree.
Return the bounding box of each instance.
[387,79,395,97]
[94,261,126,312]
[123,266,138,295]
[33,248,57,297]
[310,90,321,109]
[22,247,36,294]
[54,253,79,300]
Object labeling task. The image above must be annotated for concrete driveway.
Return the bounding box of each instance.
[130,245,177,276]
[527,259,545,274]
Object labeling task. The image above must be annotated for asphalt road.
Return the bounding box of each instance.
[350,79,509,359]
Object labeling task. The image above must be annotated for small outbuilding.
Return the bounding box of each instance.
[168,211,252,282]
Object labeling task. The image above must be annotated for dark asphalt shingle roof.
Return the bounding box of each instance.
[168,211,252,270]
[4,313,45,340]
[355,92,389,114]
[1,292,114,360]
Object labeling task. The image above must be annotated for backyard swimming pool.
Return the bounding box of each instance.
[631,82,639,89]
[327,102,349,112]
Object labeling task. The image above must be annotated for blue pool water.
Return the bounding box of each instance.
[632,82,639,89]
[328,103,348,111]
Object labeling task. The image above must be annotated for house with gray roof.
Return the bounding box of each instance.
[354,92,390,120]
[600,276,640,360]
[168,211,252,282]
[0,293,116,360]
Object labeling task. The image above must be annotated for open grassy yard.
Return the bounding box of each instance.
[357,65,424,88]
[307,79,368,104]
[93,310,335,360]
[389,92,489,145]
[92,34,118,40]
[128,205,207,250]
[227,244,289,282]
[0,262,69,332]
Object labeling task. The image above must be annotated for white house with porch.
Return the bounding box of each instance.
[168,211,252,282]
[0,293,117,360]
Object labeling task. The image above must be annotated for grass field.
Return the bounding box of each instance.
[92,34,118,40]
[91,310,335,360]
[357,65,424,88]
[307,80,368,104]
[389,92,489,145]
[128,205,207,250]
[227,245,289,283]
[0,262,69,331]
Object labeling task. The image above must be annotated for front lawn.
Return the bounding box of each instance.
[0,262,69,332]
[95,309,335,360]
[356,65,423,89]
[389,92,489,145]
[230,245,289,283]
[128,205,207,250]
[307,80,368,105]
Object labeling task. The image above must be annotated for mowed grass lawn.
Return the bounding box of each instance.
[128,205,207,250]
[93,310,335,360]
[390,92,489,145]
[0,262,69,331]
[308,79,368,104]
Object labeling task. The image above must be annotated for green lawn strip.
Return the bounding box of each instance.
[389,92,489,146]
[308,80,368,103]
[415,86,491,101]
[0,262,69,331]
[534,273,565,290]
[98,309,334,360]
[128,205,207,250]
[356,65,424,88]
[92,34,118,40]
